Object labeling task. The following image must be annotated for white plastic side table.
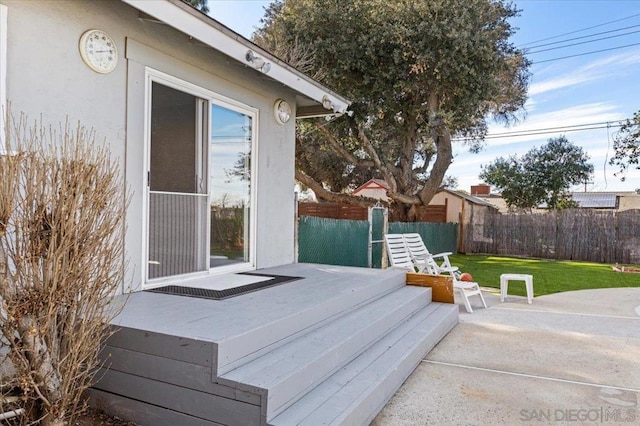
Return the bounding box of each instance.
[500,273,533,304]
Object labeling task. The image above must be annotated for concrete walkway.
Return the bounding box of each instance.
[373,286,640,425]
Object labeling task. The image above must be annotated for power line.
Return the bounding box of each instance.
[487,120,625,136]
[519,12,640,47]
[524,23,640,50]
[532,41,640,64]
[526,28,640,55]
[480,124,622,140]
[454,120,626,141]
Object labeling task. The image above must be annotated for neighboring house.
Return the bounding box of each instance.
[429,188,498,251]
[570,191,640,211]
[429,188,498,224]
[1,1,458,425]
[470,183,510,212]
[471,183,640,212]
[353,178,390,202]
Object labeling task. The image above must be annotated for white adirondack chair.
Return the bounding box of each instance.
[403,233,486,313]
[384,234,416,272]
[402,233,458,275]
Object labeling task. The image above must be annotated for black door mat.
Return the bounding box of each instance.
[145,273,303,300]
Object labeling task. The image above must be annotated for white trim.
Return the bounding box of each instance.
[0,4,8,146]
[142,67,259,289]
[121,0,350,114]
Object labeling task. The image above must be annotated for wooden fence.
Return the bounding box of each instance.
[463,209,640,264]
[421,204,447,222]
[298,202,368,220]
[298,202,447,222]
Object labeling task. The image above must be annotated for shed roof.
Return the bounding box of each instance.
[438,188,497,208]
[121,0,351,118]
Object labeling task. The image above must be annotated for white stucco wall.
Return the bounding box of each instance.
[2,0,298,291]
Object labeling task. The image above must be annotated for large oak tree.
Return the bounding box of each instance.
[255,0,530,220]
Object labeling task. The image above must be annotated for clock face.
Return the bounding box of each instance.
[79,30,118,74]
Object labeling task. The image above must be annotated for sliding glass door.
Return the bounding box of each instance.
[209,105,253,268]
[147,82,208,280]
[146,74,256,282]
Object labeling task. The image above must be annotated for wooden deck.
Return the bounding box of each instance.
[89,263,458,425]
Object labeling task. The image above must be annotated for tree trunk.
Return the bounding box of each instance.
[42,416,65,426]
[17,315,63,406]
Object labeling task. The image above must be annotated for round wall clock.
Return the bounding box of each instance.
[274,99,292,125]
[79,29,118,74]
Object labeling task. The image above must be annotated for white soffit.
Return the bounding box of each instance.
[121,0,351,117]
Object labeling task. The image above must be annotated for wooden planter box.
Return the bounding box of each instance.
[406,272,454,304]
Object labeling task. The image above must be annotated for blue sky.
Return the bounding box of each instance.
[208,0,640,193]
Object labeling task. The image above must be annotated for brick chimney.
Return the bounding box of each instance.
[471,184,490,195]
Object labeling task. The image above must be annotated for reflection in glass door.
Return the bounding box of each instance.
[209,104,253,268]
[147,82,208,279]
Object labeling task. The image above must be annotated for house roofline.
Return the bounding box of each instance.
[438,188,497,208]
[121,0,352,117]
[353,179,389,194]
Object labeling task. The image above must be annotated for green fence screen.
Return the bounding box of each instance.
[298,215,458,268]
[298,216,370,267]
[388,222,458,255]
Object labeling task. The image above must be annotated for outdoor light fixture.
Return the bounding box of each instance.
[245,50,271,73]
[322,95,334,111]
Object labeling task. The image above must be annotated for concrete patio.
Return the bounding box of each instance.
[374,286,640,425]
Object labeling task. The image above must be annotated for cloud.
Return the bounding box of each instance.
[448,103,633,190]
[529,48,640,96]
[529,74,594,96]
[481,102,624,146]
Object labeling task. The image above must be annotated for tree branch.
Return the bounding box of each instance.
[387,190,420,205]
[315,124,375,168]
[295,169,382,207]
[356,125,400,192]
[417,123,453,203]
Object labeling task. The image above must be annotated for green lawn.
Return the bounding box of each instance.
[448,254,640,297]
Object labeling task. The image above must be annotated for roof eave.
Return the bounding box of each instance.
[121,0,352,117]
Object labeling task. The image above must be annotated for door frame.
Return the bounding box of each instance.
[142,68,259,288]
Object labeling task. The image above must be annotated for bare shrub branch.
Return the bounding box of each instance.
[0,110,127,425]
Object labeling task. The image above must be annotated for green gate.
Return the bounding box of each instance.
[368,207,387,268]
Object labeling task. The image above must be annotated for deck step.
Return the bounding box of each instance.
[269,302,458,425]
[215,268,407,375]
[220,285,432,419]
